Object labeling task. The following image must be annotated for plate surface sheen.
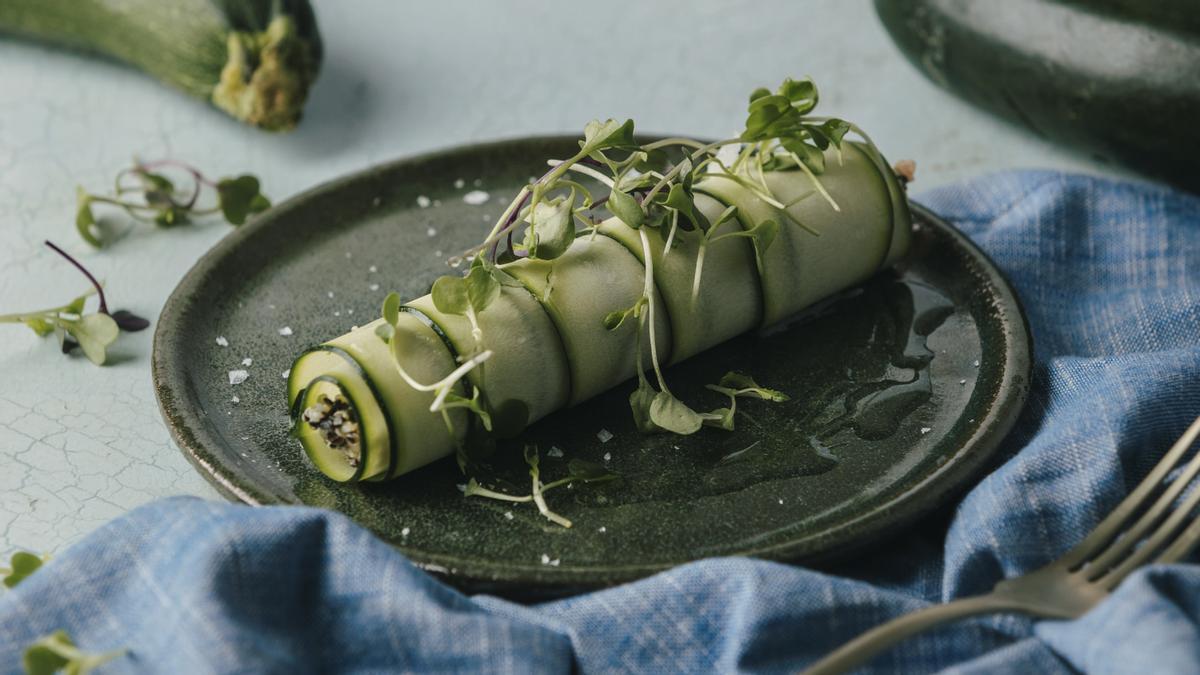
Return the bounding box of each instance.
[153,136,1032,595]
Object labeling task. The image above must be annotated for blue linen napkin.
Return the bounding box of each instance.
[2,170,1199,674]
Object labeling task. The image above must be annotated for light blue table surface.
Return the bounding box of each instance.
[0,1,1114,555]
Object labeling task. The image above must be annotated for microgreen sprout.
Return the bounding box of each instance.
[0,242,150,365]
[463,445,618,527]
[1,551,45,589]
[380,77,864,450]
[22,630,125,675]
[700,371,791,431]
[75,159,270,247]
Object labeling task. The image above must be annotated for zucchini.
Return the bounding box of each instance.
[875,0,1200,193]
[0,0,321,131]
[288,141,912,482]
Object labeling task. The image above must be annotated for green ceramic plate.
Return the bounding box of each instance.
[153,136,1031,596]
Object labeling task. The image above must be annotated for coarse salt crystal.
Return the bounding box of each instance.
[278,326,293,336]
[215,336,229,347]
[462,190,490,206]
[454,178,465,189]
[401,527,411,537]
[547,446,564,458]
[369,265,378,273]
[348,309,354,315]
[959,379,967,385]
[973,360,980,368]
[369,283,380,291]
[598,526,607,533]
[231,395,240,403]
[597,429,613,443]
[282,369,290,379]
[920,427,932,435]
[416,195,431,208]
[427,227,438,237]
[327,291,335,299]
[228,370,249,385]
[334,311,341,317]
[504,511,514,520]
[603,452,612,462]
[241,357,252,366]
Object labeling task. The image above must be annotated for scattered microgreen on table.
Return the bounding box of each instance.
[75,159,270,247]
[2,551,45,589]
[0,242,149,365]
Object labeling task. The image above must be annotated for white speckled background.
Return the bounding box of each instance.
[0,1,1112,555]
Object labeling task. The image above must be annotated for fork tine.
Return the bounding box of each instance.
[1095,477,1200,589]
[1085,420,1200,576]
[1061,415,1200,569]
[1156,511,1200,564]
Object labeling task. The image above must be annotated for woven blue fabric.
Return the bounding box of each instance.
[2,171,1199,674]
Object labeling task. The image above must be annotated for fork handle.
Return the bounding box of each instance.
[802,595,1030,675]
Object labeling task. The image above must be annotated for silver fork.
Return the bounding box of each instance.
[804,414,1200,675]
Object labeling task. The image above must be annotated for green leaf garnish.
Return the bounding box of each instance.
[580,119,637,155]
[524,191,577,260]
[217,175,270,226]
[76,160,271,247]
[382,292,401,326]
[712,371,790,401]
[22,630,124,675]
[648,391,703,435]
[431,275,470,315]
[2,551,44,588]
[607,188,644,229]
[1,242,147,366]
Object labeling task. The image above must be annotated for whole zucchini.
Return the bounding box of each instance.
[0,0,321,131]
[875,0,1200,193]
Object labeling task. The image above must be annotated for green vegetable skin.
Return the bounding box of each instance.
[0,0,321,131]
[288,141,910,481]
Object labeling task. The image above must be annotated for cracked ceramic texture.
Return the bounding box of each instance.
[1,0,1104,557]
[154,136,1032,594]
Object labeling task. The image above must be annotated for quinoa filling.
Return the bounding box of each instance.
[301,394,362,467]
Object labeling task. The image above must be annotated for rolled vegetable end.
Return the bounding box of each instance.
[212,14,320,132]
[288,141,912,482]
[288,313,466,480]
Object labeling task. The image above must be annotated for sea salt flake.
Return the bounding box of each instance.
[416,195,431,208]
[462,190,490,206]
[540,554,560,566]
[348,309,354,315]
[282,369,290,379]
[973,360,980,368]
[598,526,607,533]
[401,527,411,537]
[959,379,967,385]
[454,178,465,189]
[504,511,514,520]
[241,357,252,366]
[278,326,293,336]
[547,446,564,458]
[597,428,613,443]
[231,395,240,403]
[427,226,438,237]
[369,265,378,273]
[369,283,380,291]
[327,291,335,298]
[778,498,784,505]
[920,427,932,435]
[334,311,341,317]
[603,452,612,462]
[228,370,249,385]
[215,336,229,347]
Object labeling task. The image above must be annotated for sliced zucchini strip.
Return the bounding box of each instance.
[696,141,894,326]
[597,191,763,364]
[503,233,672,404]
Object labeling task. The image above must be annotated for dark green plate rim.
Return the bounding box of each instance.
[152,135,1032,594]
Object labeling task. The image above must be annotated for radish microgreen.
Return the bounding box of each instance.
[463,445,618,528]
[0,242,149,365]
[381,77,874,457]
[22,631,124,675]
[1,551,45,589]
[75,159,270,247]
